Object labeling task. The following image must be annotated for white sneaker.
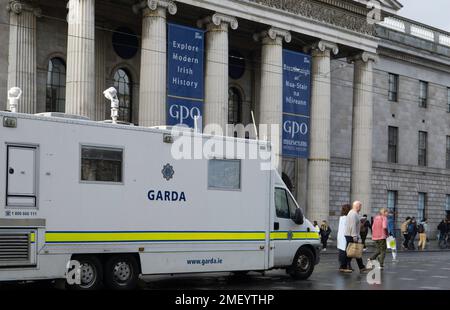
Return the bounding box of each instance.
[363,248,368,252]
[322,248,327,252]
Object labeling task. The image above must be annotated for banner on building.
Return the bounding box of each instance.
[282,50,312,158]
[167,23,205,128]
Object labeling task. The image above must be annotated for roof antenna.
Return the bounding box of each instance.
[251,110,258,140]
[8,87,22,113]
[103,87,119,124]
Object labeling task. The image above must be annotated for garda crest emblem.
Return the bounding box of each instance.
[162,164,175,181]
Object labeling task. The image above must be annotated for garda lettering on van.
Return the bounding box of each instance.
[148,190,187,202]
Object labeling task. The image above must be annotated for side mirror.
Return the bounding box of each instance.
[292,208,304,225]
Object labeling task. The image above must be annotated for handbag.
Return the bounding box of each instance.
[346,241,364,259]
[387,236,397,250]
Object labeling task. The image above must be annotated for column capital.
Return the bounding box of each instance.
[306,40,339,55]
[197,13,238,31]
[347,51,378,64]
[7,0,41,17]
[253,27,291,44]
[132,0,177,16]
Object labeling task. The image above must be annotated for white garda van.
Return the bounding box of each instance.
[0,108,321,290]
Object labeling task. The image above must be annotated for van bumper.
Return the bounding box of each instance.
[313,245,321,265]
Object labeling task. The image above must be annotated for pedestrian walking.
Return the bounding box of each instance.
[320,220,332,251]
[338,204,352,273]
[360,215,371,251]
[344,201,370,274]
[313,221,320,232]
[387,210,398,261]
[408,217,418,250]
[369,208,389,268]
[401,217,412,250]
[438,219,449,249]
[417,218,428,251]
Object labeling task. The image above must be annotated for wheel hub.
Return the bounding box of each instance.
[80,263,96,287]
[297,254,310,271]
[113,261,132,283]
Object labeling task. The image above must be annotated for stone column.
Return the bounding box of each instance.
[133,0,177,127]
[254,28,291,172]
[95,27,106,121]
[65,0,96,119]
[349,52,378,216]
[197,13,238,130]
[7,0,41,114]
[307,40,339,223]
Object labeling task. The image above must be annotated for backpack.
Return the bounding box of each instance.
[408,223,416,234]
[418,224,425,234]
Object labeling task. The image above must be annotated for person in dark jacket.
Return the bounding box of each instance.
[360,215,371,251]
[407,218,418,250]
[438,220,449,249]
[320,220,332,251]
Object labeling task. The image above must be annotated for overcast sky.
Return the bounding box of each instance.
[398,0,450,31]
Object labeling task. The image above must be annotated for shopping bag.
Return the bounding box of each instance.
[346,242,364,259]
[387,236,396,250]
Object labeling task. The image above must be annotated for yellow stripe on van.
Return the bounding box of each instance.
[45,232,266,243]
[270,231,319,240]
[30,232,36,243]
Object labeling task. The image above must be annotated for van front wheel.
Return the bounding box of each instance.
[288,247,315,280]
[104,255,139,290]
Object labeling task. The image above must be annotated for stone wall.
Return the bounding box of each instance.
[0,0,9,110]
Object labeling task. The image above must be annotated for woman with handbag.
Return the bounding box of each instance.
[368,208,389,268]
[345,201,370,274]
[338,204,353,273]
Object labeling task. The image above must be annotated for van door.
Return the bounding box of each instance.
[272,187,303,267]
[6,145,38,207]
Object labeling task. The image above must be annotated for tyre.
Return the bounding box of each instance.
[104,255,139,290]
[288,247,315,280]
[69,255,103,290]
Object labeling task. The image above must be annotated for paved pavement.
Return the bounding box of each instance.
[142,251,450,290]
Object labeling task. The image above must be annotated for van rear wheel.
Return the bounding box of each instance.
[104,255,139,290]
[288,247,315,280]
[69,255,103,290]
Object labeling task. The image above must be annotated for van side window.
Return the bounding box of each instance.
[81,146,123,183]
[275,188,290,219]
[208,159,241,190]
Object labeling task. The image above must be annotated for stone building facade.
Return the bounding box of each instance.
[1,0,450,236]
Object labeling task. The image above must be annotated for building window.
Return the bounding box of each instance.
[208,159,241,190]
[418,193,427,221]
[387,191,397,212]
[446,195,450,212]
[388,126,398,163]
[113,68,132,123]
[418,131,427,167]
[228,87,242,125]
[419,81,428,108]
[388,73,398,102]
[447,136,450,169]
[46,58,66,113]
[81,146,123,183]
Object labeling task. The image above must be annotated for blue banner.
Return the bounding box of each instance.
[167,24,205,128]
[282,50,311,158]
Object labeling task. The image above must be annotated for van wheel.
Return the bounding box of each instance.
[69,256,103,290]
[104,255,139,290]
[289,247,315,280]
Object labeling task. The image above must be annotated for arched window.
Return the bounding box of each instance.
[46,57,66,112]
[113,68,132,123]
[228,87,242,125]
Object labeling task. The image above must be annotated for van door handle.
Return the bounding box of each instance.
[274,222,280,231]
[8,168,14,175]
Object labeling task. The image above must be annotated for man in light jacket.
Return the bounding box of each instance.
[344,201,369,273]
